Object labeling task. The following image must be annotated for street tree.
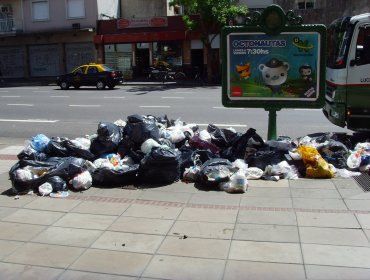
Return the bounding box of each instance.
[170,0,248,83]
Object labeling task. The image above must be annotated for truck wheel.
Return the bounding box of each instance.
[96,80,106,90]
[60,81,70,90]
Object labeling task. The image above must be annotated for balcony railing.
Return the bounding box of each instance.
[0,17,20,34]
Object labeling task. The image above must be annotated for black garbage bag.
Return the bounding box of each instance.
[123,114,160,147]
[197,158,233,189]
[46,176,68,192]
[207,124,238,148]
[92,164,139,187]
[221,128,265,161]
[138,147,181,185]
[117,136,145,164]
[17,145,47,161]
[8,157,62,194]
[265,140,297,152]
[90,122,122,156]
[46,139,95,160]
[178,148,219,177]
[317,140,349,169]
[48,157,86,181]
[246,148,287,171]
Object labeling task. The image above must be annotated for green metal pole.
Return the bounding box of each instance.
[265,108,281,140]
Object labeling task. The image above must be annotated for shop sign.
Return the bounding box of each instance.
[117,17,168,29]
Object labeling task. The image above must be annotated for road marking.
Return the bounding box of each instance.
[68,105,101,107]
[0,90,9,93]
[51,95,70,98]
[33,91,51,93]
[213,107,244,110]
[139,105,171,108]
[0,119,59,123]
[103,96,126,99]
[161,97,184,99]
[197,123,247,128]
[1,95,19,97]
[7,104,34,106]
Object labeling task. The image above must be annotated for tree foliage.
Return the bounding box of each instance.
[170,0,247,41]
[170,0,248,82]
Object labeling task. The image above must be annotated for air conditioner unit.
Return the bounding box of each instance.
[72,23,80,29]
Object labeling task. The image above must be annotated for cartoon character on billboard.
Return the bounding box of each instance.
[259,58,290,96]
[236,62,251,80]
[299,64,313,83]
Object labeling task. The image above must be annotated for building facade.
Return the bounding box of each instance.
[274,0,369,26]
[0,0,106,79]
[0,0,368,80]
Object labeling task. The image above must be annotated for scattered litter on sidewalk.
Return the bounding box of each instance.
[7,114,370,196]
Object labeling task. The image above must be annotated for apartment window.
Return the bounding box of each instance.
[67,0,85,18]
[32,0,49,21]
[296,0,315,9]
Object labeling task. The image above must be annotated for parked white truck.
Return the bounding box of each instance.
[323,13,370,131]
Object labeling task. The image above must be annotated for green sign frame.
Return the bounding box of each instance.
[221,5,327,110]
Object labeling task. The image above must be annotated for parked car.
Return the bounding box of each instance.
[56,63,124,90]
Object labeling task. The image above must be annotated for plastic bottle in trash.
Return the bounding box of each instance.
[230,170,248,192]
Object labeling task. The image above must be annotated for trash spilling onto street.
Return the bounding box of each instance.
[8,114,370,197]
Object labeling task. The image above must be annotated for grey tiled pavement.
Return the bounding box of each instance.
[1,139,370,279]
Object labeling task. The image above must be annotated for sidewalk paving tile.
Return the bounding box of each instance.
[229,240,302,264]
[157,236,230,259]
[23,196,81,212]
[0,263,63,280]
[356,213,370,229]
[142,255,225,280]
[91,231,164,254]
[248,179,289,188]
[58,270,136,280]
[0,221,45,241]
[0,206,18,220]
[233,223,299,243]
[237,209,297,225]
[291,188,341,199]
[289,179,336,189]
[296,212,360,228]
[69,248,152,276]
[188,192,242,206]
[240,197,293,208]
[169,220,234,239]
[0,240,24,261]
[70,200,130,216]
[345,199,370,211]
[122,204,182,219]
[31,226,103,247]
[177,207,238,223]
[53,212,117,230]
[4,243,85,269]
[292,197,348,210]
[305,265,370,280]
[0,195,37,208]
[2,208,65,225]
[243,187,291,198]
[302,244,370,268]
[299,227,370,246]
[108,216,174,235]
[223,260,306,280]
[138,190,192,203]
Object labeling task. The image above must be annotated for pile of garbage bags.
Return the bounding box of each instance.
[8,114,370,196]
